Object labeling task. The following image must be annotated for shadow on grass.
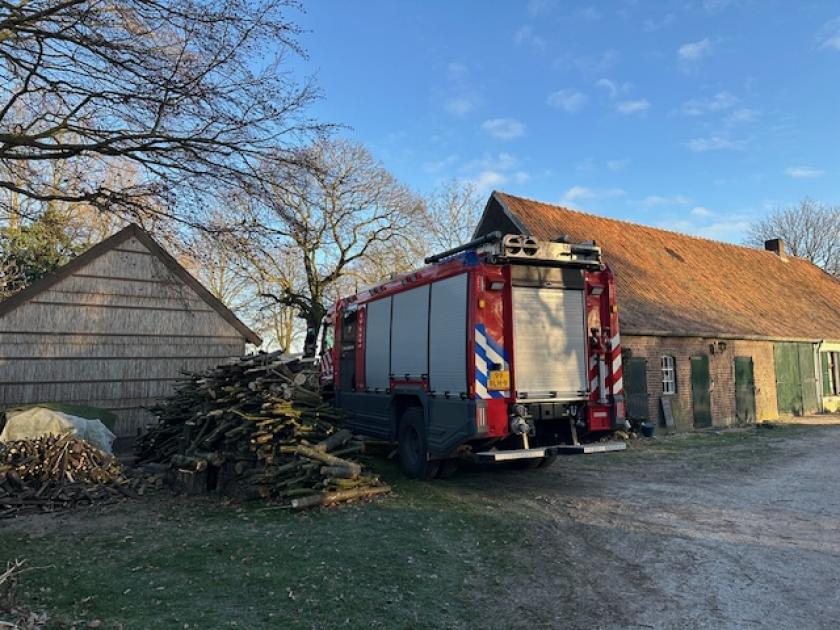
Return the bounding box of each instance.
[0,463,535,630]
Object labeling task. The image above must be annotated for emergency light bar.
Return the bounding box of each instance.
[424,231,602,268]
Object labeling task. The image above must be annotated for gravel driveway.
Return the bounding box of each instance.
[475,422,840,629]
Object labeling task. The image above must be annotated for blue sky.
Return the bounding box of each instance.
[292,1,840,243]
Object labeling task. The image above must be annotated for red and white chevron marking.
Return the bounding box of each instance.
[609,333,623,395]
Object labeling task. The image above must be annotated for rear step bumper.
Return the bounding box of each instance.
[474,441,626,462]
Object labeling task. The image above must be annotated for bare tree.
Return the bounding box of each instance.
[256,139,423,356]
[342,179,483,288]
[177,229,253,309]
[746,198,840,277]
[424,179,484,252]
[0,0,326,224]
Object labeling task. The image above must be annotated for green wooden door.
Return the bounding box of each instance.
[624,357,649,420]
[774,342,816,416]
[798,344,818,415]
[774,343,803,415]
[690,355,712,428]
[735,356,756,423]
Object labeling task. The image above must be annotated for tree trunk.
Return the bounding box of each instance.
[302,305,325,358]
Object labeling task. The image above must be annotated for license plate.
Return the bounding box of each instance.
[488,370,510,390]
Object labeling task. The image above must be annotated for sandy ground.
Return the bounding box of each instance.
[480,422,840,629]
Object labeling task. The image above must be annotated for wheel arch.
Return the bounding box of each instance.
[390,391,427,440]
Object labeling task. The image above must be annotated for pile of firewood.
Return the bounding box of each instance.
[136,352,390,508]
[0,434,136,518]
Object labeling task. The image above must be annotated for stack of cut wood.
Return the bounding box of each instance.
[136,352,390,508]
[0,434,136,518]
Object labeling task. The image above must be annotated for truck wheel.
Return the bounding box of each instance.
[398,407,439,480]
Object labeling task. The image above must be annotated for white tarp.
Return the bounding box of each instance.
[0,407,115,453]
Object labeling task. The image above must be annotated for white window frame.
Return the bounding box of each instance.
[661,355,677,395]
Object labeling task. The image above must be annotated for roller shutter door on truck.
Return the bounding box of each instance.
[512,287,587,400]
[391,285,430,379]
[429,274,468,395]
[365,297,392,389]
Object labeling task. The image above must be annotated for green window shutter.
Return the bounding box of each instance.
[822,353,832,397]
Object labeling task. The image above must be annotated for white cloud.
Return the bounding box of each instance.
[725,108,759,124]
[576,157,596,172]
[445,96,478,116]
[691,206,713,217]
[595,78,631,98]
[561,185,625,205]
[462,152,518,173]
[607,159,629,171]
[681,91,738,116]
[785,166,824,178]
[817,17,840,51]
[615,99,650,114]
[527,0,554,16]
[659,217,751,241]
[481,118,526,140]
[469,170,508,194]
[678,38,713,62]
[642,194,691,207]
[547,88,588,113]
[459,152,529,195]
[684,135,747,152]
[514,25,546,49]
[442,62,481,116]
[643,13,675,32]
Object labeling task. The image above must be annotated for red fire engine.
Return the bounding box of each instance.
[320,232,626,479]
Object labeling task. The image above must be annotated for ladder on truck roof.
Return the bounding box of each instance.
[425,231,602,268]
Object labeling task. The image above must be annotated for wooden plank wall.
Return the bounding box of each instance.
[0,237,246,436]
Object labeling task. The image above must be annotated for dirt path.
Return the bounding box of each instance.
[470,425,840,629]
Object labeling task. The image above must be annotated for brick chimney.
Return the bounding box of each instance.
[764,238,787,260]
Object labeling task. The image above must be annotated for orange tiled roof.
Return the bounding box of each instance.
[490,191,840,341]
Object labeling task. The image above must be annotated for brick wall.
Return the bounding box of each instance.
[623,335,779,430]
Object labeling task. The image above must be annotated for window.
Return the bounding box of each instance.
[661,356,677,395]
[823,352,840,397]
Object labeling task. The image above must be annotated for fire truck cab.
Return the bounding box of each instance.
[321,232,626,479]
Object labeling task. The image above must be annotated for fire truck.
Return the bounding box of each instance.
[320,232,626,479]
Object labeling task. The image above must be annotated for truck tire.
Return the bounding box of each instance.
[397,407,439,480]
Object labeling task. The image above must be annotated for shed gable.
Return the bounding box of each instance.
[0,236,243,338]
[0,225,258,436]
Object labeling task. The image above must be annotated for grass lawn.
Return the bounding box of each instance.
[1,460,525,629]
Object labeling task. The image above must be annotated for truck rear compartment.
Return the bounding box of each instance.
[511,285,588,400]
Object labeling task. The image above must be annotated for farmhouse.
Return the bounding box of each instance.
[475,191,840,430]
[0,224,260,437]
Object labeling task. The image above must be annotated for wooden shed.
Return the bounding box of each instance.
[0,224,261,437]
